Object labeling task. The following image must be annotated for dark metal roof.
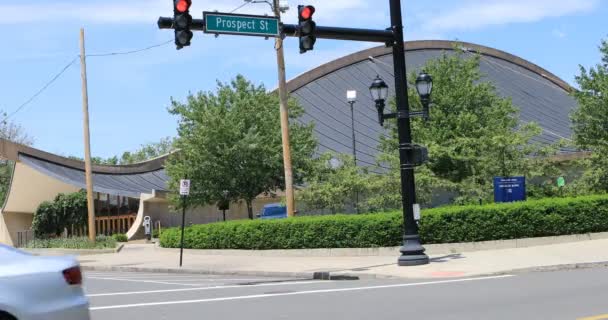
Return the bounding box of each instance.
[287,40,578,171]
[19,154,168,198]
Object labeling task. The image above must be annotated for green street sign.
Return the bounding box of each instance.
[203,12,280,37]
[557,176,566,187]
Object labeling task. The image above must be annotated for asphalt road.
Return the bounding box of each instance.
[85,268,608,320]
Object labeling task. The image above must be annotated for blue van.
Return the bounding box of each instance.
[257,203,287,219]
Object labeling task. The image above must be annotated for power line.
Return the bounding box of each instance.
[2,56,78,123]
[230,1,252,13]
[2,39,174,122]
[86,40,173,57]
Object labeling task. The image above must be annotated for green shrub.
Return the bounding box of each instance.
[112,233,128,242]
[32,191,87,238]
[26,235,117,249]
[159,195,608,249]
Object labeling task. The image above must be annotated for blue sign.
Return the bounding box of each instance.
[494,176,526,203]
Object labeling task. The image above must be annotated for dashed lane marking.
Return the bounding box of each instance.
[87,280,329,297]
[90,275,514,311]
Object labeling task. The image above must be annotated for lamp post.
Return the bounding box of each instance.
[370,68,433,266]
[346,90,359,214]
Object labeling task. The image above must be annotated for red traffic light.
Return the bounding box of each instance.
[175,0,191,13]
[299,5,315,20]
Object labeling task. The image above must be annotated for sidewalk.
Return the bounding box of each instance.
[77,237,608,279]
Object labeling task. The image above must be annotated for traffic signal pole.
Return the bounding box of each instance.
[157,0,429,265]
[388,0,428,266]
[273,0,296,218]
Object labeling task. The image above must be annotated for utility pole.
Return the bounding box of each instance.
[79,28,96,242]
[273,0,295,217]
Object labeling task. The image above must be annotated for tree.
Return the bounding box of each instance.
[70,137,175,165]
[376,49,549,205]
[119,137,175,164]
[297,153,370,214]
[166,75,317,219]
[571,38,608,192]
[31,190,87,238]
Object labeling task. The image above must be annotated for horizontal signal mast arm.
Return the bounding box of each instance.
[282,24,394,43]
[158,17,205,31]
[157,17,395,44]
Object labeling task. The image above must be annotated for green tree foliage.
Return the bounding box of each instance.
[32,191,87,238]
[118,137,175,164]
[166,75,317,219]
[376,50,552,205]
[296,153,369,213]
[74,137,175,165]
[571,38,608,193]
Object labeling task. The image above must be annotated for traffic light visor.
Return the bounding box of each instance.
[300,6,315,20]
[175,0,191,13]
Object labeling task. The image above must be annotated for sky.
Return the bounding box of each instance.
[0,0,606,158]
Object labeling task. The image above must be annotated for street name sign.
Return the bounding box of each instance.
[203,12,280,37]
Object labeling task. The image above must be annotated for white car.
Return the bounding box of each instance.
[0,244,90,320]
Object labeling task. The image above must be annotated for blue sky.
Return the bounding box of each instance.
[0,0,606,158]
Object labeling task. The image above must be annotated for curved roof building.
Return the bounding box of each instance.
[287,40,577,171]
[0,40,578,246]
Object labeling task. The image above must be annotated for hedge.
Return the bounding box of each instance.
[160,195,608,250]
[26,236,117,249]
[111,233,128,242]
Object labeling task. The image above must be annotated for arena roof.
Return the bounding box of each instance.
[286,40,577,171]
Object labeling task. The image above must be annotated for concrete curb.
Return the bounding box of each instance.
[80,265,356,280]
[26,244,124,256]
[154,232,608,257]
[491,261,608,276]
[81,261,608,281]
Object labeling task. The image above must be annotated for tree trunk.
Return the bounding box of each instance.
[246,200,253,220]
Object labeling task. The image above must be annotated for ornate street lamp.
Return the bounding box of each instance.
[369,70,433,266]
[369,75,389,126]
[415,71,433,120]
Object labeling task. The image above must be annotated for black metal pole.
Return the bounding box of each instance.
[349,101,359,214]
[390,0,429,266]
[179,195,186,267]
[222,209,226,222]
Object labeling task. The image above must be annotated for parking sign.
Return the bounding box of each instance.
[180,179,191,196]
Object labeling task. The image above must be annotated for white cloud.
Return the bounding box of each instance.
[552,29,567,38]
[0,0,376,25]
[426,0,598,31]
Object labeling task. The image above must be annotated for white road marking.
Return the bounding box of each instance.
[90,275,514,311]
[87,280,328,297]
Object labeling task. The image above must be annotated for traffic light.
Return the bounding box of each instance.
[174,0,193,49]
[298,5,316,53]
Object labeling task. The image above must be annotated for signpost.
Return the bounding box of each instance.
[494,177,526,203]
[203,12,280,37]
[179,179,190,267]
